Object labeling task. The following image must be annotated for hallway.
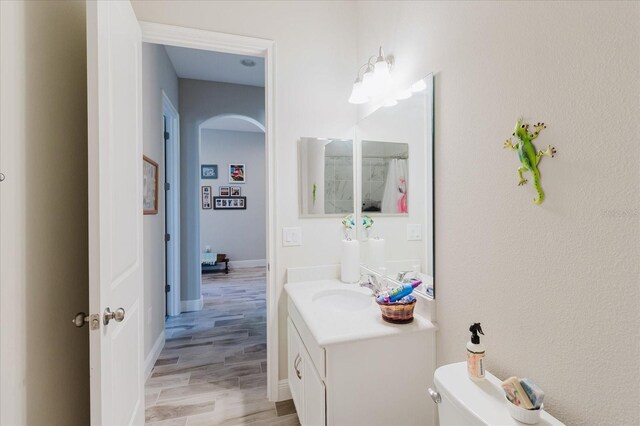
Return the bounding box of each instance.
[145,267,298,425]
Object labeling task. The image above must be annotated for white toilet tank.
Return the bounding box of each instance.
[433,362,565,426]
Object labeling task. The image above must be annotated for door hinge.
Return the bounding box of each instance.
[165,233,171,242]
[267,263,270,272]
[165,182,170,191]
[165,284,171,293]
[164,131,170,141]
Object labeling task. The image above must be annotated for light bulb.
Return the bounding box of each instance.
[410,79,427,92]
[348,80,368,104]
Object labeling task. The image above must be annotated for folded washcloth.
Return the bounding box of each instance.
[201,252,218,265]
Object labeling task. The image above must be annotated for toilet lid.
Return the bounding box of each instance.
[434,362,565,426]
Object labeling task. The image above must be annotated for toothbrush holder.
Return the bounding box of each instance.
[376,298,417,324]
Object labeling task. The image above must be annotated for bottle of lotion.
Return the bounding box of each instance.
[467,323,485,380]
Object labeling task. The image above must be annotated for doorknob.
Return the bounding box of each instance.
[103,307,125,325]
[72,312,100,330]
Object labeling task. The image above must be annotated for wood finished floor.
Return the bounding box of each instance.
[145,267,299,426]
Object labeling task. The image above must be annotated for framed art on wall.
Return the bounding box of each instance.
[201,164,218,179]
[214,196,246,210]
[231,186,241,196]
[202,186,212,209]
[143,155,159,215]
[229,164,246,183]
[219,186,230,197]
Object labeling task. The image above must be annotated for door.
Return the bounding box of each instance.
[87,1,144,424]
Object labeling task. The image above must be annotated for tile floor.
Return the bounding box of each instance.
[145,267,300,425]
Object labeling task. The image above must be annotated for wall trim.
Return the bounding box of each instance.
[144,330,165,381]
[229,259,267,269]
[180,295,204,312]
[278,379,292,402]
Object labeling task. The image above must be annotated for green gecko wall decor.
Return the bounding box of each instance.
[503,118,557,205]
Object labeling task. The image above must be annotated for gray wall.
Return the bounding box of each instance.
[179,79,264,302]
[200,129,266,262]
[141,43,178,357]
[0,1,89,424]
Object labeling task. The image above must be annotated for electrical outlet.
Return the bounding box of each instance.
[282,227,302,246]
[407,224,422,241]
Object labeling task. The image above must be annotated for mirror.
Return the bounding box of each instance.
[357,74,434,298]
[361,141,409,214]
[299,137,355,216]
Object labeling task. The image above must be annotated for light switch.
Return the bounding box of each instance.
[407,224,422,241]
[282,227,302,247]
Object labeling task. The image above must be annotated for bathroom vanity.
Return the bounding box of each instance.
[285,278,437,426]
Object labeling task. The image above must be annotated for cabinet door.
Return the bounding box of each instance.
[302,348,326,426]
[288,318,305,423]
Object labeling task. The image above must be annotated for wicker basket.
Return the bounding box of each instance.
[376,298,417,324]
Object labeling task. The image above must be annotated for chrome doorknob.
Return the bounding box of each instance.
[103,307,125,325]
[73,312,89,327]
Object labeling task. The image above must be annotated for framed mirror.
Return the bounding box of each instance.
[298,137,355,217]
[356,74,434,298]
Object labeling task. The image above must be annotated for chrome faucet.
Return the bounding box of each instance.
[359,273,383,296]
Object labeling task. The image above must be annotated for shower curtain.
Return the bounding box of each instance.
[381,159,408,214]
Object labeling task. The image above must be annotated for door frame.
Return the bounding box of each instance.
[162,91,181,317]
[139,21,279,401]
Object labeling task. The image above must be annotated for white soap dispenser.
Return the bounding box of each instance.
[466,323,485,381]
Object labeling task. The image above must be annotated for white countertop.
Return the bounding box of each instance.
[285,279,436,346]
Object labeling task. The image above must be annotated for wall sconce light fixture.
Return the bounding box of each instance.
[349,47,394,104]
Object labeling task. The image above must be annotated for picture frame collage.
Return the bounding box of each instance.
[201,163,247,210]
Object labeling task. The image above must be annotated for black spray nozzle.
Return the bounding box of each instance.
[469,323,484,344]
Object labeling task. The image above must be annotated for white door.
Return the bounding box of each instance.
[87,1,144,424]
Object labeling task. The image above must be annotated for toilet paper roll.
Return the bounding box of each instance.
[368,238,385,271]
[341,239,360,283]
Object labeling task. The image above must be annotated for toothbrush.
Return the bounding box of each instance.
[376,281,422,303]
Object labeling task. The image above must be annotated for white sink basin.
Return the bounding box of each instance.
[311,288,372,312]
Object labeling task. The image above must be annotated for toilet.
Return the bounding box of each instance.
[432,362,565,426]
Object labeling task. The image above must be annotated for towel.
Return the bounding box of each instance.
[202,252,218,265]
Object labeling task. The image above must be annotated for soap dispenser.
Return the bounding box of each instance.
[466,323,485,381]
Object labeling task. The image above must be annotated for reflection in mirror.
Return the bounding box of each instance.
[357,74,434,299]
[361,141,409,214]
[299,138,354,216]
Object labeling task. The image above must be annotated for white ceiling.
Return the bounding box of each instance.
[164,45,265,87]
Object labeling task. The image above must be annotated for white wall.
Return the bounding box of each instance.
[0,1,89,424]
[141,43,179,359]
[356,1,640,424]
[131,0,359,380]
[177,79,265,302]
[200,129,266,262]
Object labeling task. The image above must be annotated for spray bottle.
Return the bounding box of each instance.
[467,323,485,381]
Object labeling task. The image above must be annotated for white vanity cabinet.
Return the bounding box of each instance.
[286,285,437,426]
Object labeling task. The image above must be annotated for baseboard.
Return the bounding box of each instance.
[144,329,165,381]
[278,379,292,402]
[228,259,267,268]
[180,295,204,312]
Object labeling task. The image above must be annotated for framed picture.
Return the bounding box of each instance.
[229,164,246,183]
[201,164,218,179]
[202,186,212,209]
[219,186,230,197]
[143,155,159,215]
[213,196,246,210]
[230,186,241,196]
